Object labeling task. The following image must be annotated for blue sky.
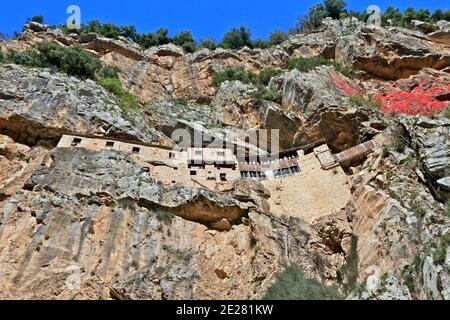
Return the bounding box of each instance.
[1,0,449,40]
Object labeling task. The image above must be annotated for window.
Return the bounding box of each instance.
[132,147,141,154]
[142,167,150,173]
[169,152,176,159]
[106,141,115,148]
[220,173,227,181]
[217,151,225,157]
[190,170,197,176]
[195,150,202,156]
[71,138,82,146]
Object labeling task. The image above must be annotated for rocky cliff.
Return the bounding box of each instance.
[0,18,449,300]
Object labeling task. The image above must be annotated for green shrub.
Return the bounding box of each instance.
[171,97,188,106]
[198,38,217,51]
[28,15,44,24]
[252,87,282,103]
[156,209,173,225]
[99,65,121,79]
[212,66,283,88]
[340,235,359,295]
[268,30,288,46]
[257,69,283,86]
[433,234,450,265]
[172,30,196,53]
[98,23,120,39]
[443,104,450,120]
[97,77,139,113]
[137,28,170,49]
[59,46,102,79]
[6,49,45,67]
[211,65,257,87]
[84,20,124,39]
[288,56,352,77]
[252,39,269,49]
[349,94,382,109]
[393,138,407,153]
[220,26,253,50]
[382,146,390,159]
[0,49,5,63]
[5,42,101,79]
[446,200,450,218]
[263,264,343,300]
[119,25,139,41]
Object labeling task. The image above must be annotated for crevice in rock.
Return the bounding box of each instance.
[400,122,445,204]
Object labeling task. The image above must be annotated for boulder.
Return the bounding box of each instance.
[411,20,439,34]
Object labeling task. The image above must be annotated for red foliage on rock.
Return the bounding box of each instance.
[332,72,450,115]
[373,79,450,115]
[331,75,361,96]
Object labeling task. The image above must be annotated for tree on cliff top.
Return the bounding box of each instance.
[27,15,44,24]
[220,26,253,49]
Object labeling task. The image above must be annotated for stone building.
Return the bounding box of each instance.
[57,135,241,190]
[57,134,379,219]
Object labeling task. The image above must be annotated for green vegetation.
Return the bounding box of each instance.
[444,104,450,120]
[446,200,450,218]
[2,42,101,79]
[298,0,346,32]
[349,94,382,109]
[198,38,217,50]
[288,56,352,77]
[16,152,29,162]
[263,264,343,300]
[138,28,170,48]
[257,68,283,86]
[381,146,390,159]
[220,26,253,49]
[381,7,450,28]
[30,1,450,55]
[97,77,139,113]
[401,154,419,169]
[211,66,283,103]
[155,209,173,225]
[297,1,450,32]
[340,235,359,295]
[251,87,282,104]
[268,30,288,47]
[433,234,450,265]
[56,21,287,52]
[211,65,257,87]
[1,41,140,114]
[393,138,407,153]
[99,65,121,79]
[172,30,196,53]
[313,252,326,279]
[27,15,44,24]
[212,66,283,88]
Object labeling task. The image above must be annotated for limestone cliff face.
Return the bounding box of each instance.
[0,143,344,300]
[0,18,449,300]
